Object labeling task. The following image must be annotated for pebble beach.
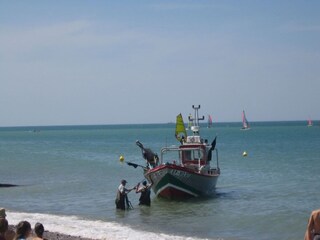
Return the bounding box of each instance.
[8,225,97,240]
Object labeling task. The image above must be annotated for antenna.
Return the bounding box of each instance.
[189,105,205,135]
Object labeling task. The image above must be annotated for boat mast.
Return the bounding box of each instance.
[188,105,205,135]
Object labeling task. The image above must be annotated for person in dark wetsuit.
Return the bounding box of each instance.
[135,180,152,206]
[115,179,135,210]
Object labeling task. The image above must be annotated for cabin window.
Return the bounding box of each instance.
[162,150,181,165]
[182,150,192,161]
[181,149,204,162]
[194,149,203,160]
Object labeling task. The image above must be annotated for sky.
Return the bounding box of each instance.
[0,1,320,126]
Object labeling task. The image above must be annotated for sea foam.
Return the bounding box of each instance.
[7,211,211,240]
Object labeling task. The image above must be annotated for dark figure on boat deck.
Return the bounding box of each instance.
[305,209,320,240]
[135,180,152,206]
[136,140,159,168]
[115,179,135,210]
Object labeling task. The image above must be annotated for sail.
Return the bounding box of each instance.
[308,118,313,126]
[175,114,187,143]
[208,114,213,128]
[242,110,249,129]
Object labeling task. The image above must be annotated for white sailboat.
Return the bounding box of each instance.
[307,118,313,127]
[241,110,250,130]
[207,114,213,128]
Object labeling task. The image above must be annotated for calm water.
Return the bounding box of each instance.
[1,122,319,240]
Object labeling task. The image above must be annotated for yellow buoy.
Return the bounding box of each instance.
[242,151,248,157]
[119,155,125,162]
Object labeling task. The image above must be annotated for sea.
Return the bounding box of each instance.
[1,121,319,240]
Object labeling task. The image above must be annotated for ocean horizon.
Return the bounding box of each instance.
[0,119,318,130]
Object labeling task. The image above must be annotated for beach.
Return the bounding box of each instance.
[3,183,97,240]
[8,224,97,240]
[43,232,95,240]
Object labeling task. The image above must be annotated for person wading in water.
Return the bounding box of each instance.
[135,180,152,206]
[115,179,135,210]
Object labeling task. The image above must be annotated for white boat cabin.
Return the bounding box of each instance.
[160,139,214,174]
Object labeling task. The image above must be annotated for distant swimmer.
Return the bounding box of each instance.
[115,179,135,210]
[135,180,152,206]
[305,209,320,240]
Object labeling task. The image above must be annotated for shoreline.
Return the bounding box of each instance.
[9,225,97,240]
[6,211,128,240]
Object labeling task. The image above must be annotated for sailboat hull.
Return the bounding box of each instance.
[144,164,219,199]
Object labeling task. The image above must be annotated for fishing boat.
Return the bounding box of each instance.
[134,105,220,200]
[241,110,250,130]
[307,118,313,127]
[207,114,213,128]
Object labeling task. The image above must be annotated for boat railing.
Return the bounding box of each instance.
[160,146,206,168]
[215,148,220,173]
[160,145,219,174]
